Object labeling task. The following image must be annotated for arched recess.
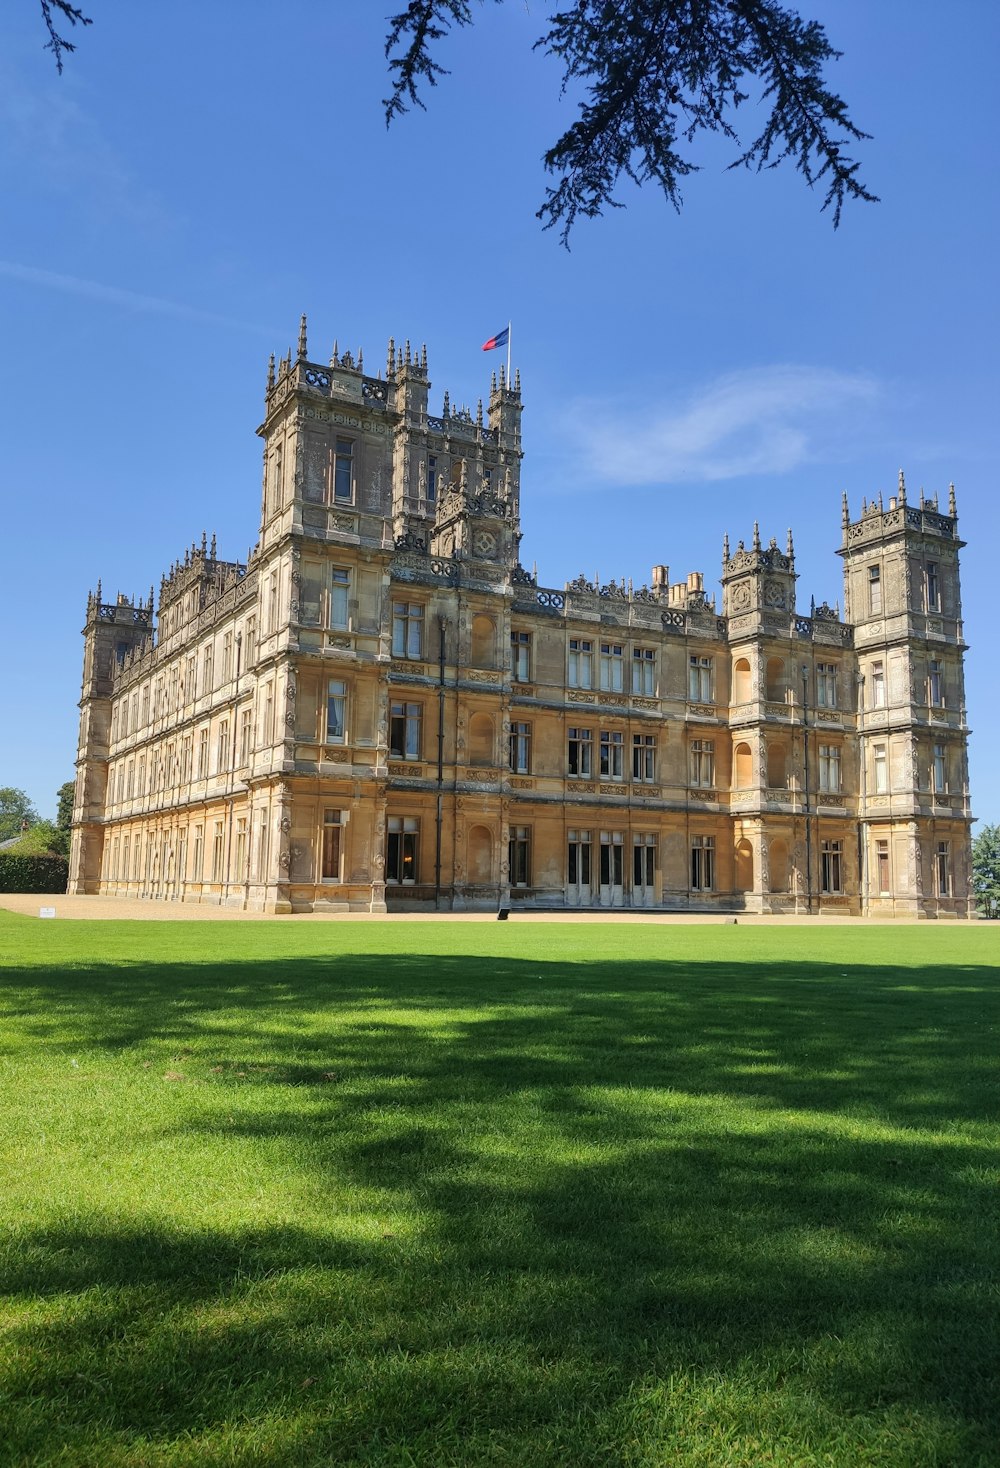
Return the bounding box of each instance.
[766,657,786,702]
[734,742,753,788]
[735,839,754,892]
[470,615,496,669]
[767,741,788,789]
[469,713,495,767]
[769,839,790,893]
[733,657,752,704]
[468,825,493,885]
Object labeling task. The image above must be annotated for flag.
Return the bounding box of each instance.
[482,326,509,352]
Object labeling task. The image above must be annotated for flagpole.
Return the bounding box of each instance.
[506,320,511,384]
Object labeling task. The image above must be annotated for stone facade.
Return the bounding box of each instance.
[69,321,975,916]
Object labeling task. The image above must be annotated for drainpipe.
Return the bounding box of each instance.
[222,629,243,906]
[801,664,812,913]
[857,672,867,914]
[435,616,446,908]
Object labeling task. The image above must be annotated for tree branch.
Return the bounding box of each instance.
[39,0,92,73]
[385,0,877,243]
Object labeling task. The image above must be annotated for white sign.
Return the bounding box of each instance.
[39,907,56,918]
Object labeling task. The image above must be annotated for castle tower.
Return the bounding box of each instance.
[720,522,797,622]
[68,588,154,893]
[257,319,398,557]
[839,475,973,915]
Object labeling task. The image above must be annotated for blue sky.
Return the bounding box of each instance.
[1,1,997,823]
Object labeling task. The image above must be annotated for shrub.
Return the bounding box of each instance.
[0,853,68,894]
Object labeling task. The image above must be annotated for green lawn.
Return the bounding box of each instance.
[1,915,997,1467]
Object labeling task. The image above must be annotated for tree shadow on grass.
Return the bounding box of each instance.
[2,948,999,1465]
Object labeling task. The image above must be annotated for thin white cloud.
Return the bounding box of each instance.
[0,67,170,233]
[0,261,275,336]
[562,366,882,486]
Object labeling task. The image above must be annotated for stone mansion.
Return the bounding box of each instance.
[69,319,974,915]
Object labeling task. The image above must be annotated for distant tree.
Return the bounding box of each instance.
[38,2,876,244]
[0,787,39,843]
[56,779,76,831]
[8,819,67,857]
[971,824,1000,920]
[51,799,73,855]
[385,1,877,242]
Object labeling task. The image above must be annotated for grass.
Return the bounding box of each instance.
[0,914,997,1467]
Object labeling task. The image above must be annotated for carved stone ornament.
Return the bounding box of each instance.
[279,816,292,833]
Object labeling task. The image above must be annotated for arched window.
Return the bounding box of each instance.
[734,742,753,788]
[735,839,754,892]
[468,825,493,885]
[767,742,787,789]
[769,839,789,893]
[469,713,494,767]
[470,615,495,669]
[766,658,785,702]
[733,657,752,704]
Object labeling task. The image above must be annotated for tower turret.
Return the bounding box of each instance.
[68,588,154,893]
[839,475,972,916]
[720,525,797,622]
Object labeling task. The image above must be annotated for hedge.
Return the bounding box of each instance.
[0,853,69,894]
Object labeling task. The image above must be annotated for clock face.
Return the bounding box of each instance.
[473,530,496,557]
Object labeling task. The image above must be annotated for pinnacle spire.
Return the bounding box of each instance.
[331,340,339,367]
[898,467,906,503]
[786,526,794,558]
[266,353,275,391]
[949,481,957,516]
[387,336,395,377]
[297,314,308,359]
[752,521,761,552]
[722,532,730,562]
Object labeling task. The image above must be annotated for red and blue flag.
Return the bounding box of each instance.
[481,326,509,352]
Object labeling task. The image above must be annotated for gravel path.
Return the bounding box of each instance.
[0,893,962,925]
